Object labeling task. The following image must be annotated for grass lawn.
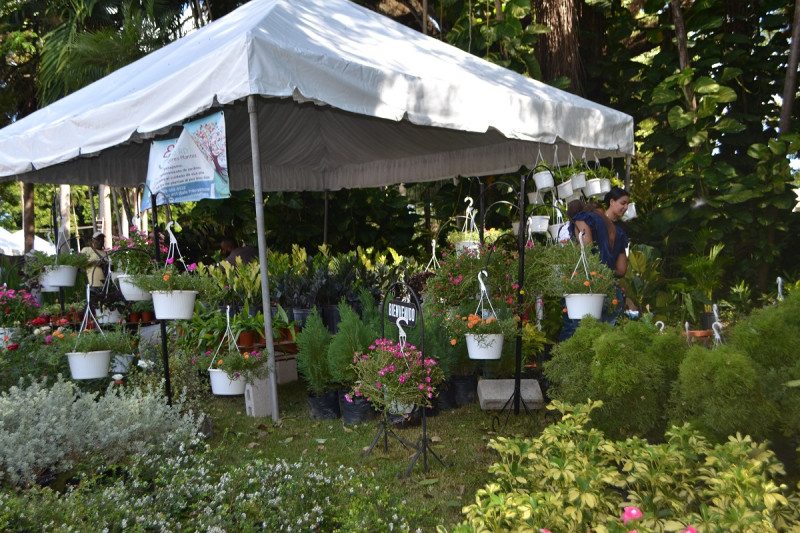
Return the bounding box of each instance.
[205,378,544,530]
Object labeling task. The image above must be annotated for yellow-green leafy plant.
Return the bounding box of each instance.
[443,400,800,533]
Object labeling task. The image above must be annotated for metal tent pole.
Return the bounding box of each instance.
[248,95,280,422]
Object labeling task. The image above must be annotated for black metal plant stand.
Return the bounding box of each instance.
[361,279,448,477]
[472,170,561,432]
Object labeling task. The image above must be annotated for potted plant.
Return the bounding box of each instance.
[109,228,159,278]
[273,270,318,327]
[422,242,519,321]
[446,230,481,255]
[295,307,339,420]
[127,260,208,320]
[129,300,155,323]
[530,165,555,191]
[50,328,115,379]
[269,304,299,345]
[540,242,617,319]
[440,300,519,360]
[202,345,270,395]
[231,307,266,348]
[348,337,445,417]
[104,327,140,373]
[23,250,90,288]
[327,300,379,424]
[553,165,576,200]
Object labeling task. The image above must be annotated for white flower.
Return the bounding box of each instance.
[112,373,124,381]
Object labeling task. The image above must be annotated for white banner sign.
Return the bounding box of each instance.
[142,111,229,209]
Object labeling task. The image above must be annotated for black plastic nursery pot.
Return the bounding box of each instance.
[338,389,375,425]
[307,389,341,420]
[451,374,478,406]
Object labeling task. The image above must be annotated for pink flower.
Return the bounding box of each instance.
[165,257,174,264]
[539,529,552,533]
[622,507,642,525]
[682,528,697,533]
[344,394,353,403]
[187,262,197,271]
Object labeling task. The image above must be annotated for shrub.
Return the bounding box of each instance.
[0,377,199,487]
[545,318,690,440]
[295,307,333,396]
[727,291,800,437]
[668,344,777,442]
[0,453,431,531]
[326,299,377,388]
[444,400,800,533]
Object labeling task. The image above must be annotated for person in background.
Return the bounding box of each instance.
[81,231,109,288]
[220,238,258,266]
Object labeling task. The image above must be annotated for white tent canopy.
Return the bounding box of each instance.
[0,228,56,257]
[0,0,633,190]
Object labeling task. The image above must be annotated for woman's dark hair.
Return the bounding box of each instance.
[603,186,630,206]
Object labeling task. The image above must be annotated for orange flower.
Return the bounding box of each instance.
[583,280,590,287]
[217,359,223,366]
[590,271,597,276]
[612,299,619,305]
[562,308,567,313]
[243,353,249,359]
[450,339,457,346]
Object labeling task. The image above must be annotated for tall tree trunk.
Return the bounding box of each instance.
[22,183,34,253]
[670,0,695,111]
[780,0,800,133]
[532,0,584,94]
[58,185,71,253]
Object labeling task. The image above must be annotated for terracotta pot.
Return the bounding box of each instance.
[128,312,141,323]
[237,330,256,347]
[141,311,154,323]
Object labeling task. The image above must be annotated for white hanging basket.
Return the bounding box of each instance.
[67,350,111,380]
[151,290,197,320]
[40,265,78,287]
[564,293,605,320]
[622,202,637,221]
[111,353,136,373]
[96,308,121,324]
[529,215,550,233]
[209,368,246,395]
[465,333,504,360]
[117,275,152,301]
[526,191,544,205]
[570,172,587,189]
[455,240,480,254]
[583,178,603,197]
[532,170,555,190]
[556,179,574,200]
[599,178,612,194]
[548,223,567,242]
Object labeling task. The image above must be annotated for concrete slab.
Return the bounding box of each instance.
[245,377,272,418]
[477,379,544,411]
